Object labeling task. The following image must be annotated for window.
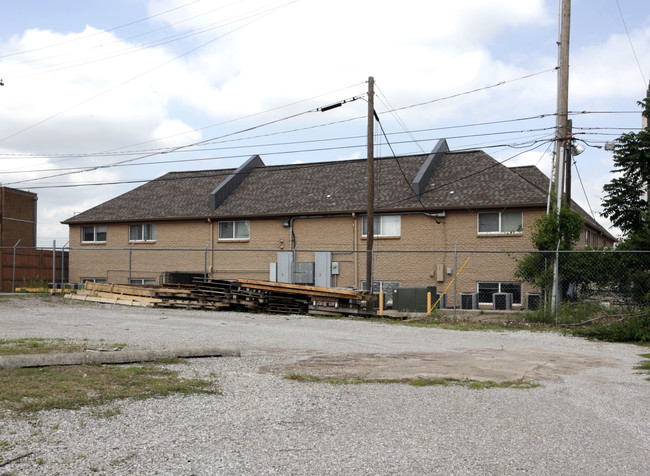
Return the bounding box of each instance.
[129,278,157,285]
[477,211,522,234]
[129,224,156,242]
[82,225,107,242]
[362,215,401,237]
[218,220,250,240]
[361,281,400,307]
[477,282,522,305]
[81,278,107,284]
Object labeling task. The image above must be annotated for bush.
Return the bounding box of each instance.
[571,310,650,343]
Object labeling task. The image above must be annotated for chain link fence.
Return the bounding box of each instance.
[36,245,646,314]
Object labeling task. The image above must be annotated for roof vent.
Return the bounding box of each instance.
[209,155,265,210]
[411,139,449,200]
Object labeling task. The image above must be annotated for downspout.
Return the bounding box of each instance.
[208,218,214,273]
[353,213,358,288]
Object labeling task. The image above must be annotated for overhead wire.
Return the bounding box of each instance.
[6,1,292,81]
[615,0,647,87]
[0,0,299,146]
[0,0,207,60]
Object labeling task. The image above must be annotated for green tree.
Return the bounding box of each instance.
[601,97,650,304]
[602,98,650,239]
[515,205,584,296]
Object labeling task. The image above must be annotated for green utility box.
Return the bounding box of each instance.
[392,286,437,312]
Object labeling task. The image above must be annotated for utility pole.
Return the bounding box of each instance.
[552,0,572,316]
[565,119,573,204]
[554,0,571,207]
[366,76,375,303]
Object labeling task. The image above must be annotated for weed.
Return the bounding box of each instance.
[569,311,650,343]
[0,338,85,356]
[284,372,539,389]
[90,407,122,419]
[635,354,650,380]
[0,363,219,413]
[36,457,45,465]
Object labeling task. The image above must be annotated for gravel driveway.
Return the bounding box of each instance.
[1,296,649,475]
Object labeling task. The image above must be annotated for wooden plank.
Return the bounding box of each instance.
[75,289,163,304]
[65,293,151,307]
[236,279,363,299]
[84,282,191,298]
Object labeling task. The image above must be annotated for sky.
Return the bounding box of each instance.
[0,0,649,247]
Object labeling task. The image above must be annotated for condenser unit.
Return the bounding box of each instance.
[526,293,541,310]
[493,292,513,310]
[460,292,477,310]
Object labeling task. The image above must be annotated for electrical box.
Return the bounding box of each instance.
[392,286,436,312]
[331,261,340,275]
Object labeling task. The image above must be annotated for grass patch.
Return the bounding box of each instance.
[635,354,650,380]
[0,338,86,356]
[0,362,218,413]
[284,372,539,389]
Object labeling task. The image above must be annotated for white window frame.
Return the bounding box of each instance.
[477,211,523,234]
[81,225,107,243]
[218,220,250,240]
[129,224,156,242]
[477,282,522,305]
[129,278,157,285]
[81,277,107,284]
[361,215,401,237]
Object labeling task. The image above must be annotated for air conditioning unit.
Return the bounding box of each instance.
[526,293,541,310]
[493,292,513,310]
[460,292,477,309]
[432,292,446,309]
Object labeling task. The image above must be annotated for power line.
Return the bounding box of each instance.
[0,0,206,60]
[615,0,647,87]
[0,1,299,146]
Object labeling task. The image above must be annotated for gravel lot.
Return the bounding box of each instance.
[1,295,649,475]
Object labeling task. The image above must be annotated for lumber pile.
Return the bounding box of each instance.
[65,279,366,316]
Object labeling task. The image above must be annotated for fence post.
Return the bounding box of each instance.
[204,241,212,279]
[453,241,458,317]
[129,242,134,284]
[51,240,56,294]
[12,239,21,293]
[61,242,68,293]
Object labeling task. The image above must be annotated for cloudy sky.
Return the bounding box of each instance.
[1,0,648,246]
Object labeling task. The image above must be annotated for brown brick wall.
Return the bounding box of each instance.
[1,188,37,247]
[66,208,566,306]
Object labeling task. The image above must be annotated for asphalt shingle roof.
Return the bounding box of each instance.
[63,149,563,224]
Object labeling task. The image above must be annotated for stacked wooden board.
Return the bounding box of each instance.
[65,279,367,316]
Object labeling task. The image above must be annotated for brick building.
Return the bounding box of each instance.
[0,186,37,248]
[62,140,615,308]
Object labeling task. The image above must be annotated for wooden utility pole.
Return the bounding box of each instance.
[554,0,571,208]
[565,119,573,204]
[552,0,572,316]
[366,76,375,300]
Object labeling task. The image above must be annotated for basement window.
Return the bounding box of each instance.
[129,224,156,242]
[361,215,401,237]
[82,225,107,242]
[477,211,522,234]
[218,220,250,240]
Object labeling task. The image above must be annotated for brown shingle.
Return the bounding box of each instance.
[63,149,558,224]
